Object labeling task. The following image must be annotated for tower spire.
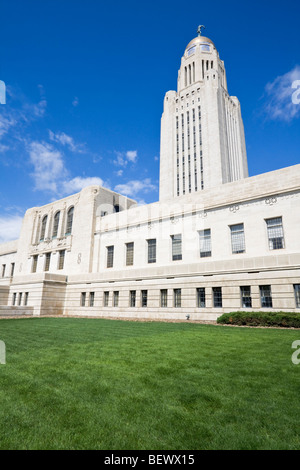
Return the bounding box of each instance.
[197,25,205,37]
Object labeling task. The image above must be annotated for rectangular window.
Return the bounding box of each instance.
[10,263,15,277]
[266,217,285,250]
[171,234,182,261]
[197,288,206,308]
[24,292,29,306]
[147,239,156,264]
[32,255,38,273]
[44,252,51,272]
[294,285,300,308]
[160,289,168,308]
[240,286,252,308]
[18,293,22,306]
[199,229,211,258]
[126,242,134,266]
[81,292,86,307]
[104,291,109,307]
[89,292,95,307]
[58,250,65,270]
[230,224,246,254]
[141,290,148,308]
[113,291,119,307]
[107,246,114,268]
[260,285,273,308]
[12,293,16,306]
[1,264,6,278]
[213,287,222,308]
[130,290,136,307]
[174,289,181,308]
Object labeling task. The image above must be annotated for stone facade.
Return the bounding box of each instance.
[0,31,299,320]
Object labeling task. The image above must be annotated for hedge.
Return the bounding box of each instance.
[217,311,300,328]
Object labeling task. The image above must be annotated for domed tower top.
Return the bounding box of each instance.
[185,25,216,53]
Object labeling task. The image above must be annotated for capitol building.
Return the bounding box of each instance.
[1,29,300,320]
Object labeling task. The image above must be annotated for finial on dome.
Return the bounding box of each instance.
[197,25,205,37]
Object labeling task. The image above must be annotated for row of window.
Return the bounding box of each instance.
[31,250,66,273]
[105,217,285,268]
[12,292,29,306]
[79,285,300,309]
[1,263,15,278]
[39,207,74,242]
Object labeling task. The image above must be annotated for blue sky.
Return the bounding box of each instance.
[0,0,299,243]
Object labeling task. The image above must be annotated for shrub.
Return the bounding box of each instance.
[217,311,300,328]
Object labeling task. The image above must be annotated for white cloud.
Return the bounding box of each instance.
[114,178,157,198]
[0,215,23,244]
[113,150,138,167]
[62,176,108,195]
[72,97,79,107]
[49,130,85,153]
[263,65,300,121]
[28,141,67,192]
[126,150,138,163]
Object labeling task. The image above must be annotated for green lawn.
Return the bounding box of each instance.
[0,317,299,450]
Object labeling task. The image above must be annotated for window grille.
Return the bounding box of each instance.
[266,217,284,250]
[230,224,245,254]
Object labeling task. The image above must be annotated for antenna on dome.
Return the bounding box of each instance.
[197,25,205,37]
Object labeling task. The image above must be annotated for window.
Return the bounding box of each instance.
[113,291,119,307]
[32,255,38,273]
[130,290,136,307]
[147,239,156,264]
[294,285,300,308]
[260,285,273,308]
[266,217,285,250]
[107,246,114,268]
[52,211,60,238]
[10,263,15,277]
[18,293,22,306]
[213,287,222,308]
[104,291,109,307]
[199,229,211,258]
[126,242,134,266]
[160,289,168,308]
[89,292,95,307]
[58,250,65,270]
[81,292,86,307]
[141,290,148,307]
[1,264,5,278]
[24,292,29,306]
[230,224,245,254]
[44,252,51,272]
[171,234,182,261]
[40,215,48,241]
[65,207,74,236]
[197,288,206,308]
[240,286,252,308]
[12,293,16,306]
[174,289,181,308]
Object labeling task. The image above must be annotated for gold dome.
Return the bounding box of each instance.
[185,36,215,51]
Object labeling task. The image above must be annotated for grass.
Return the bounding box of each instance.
[0,317,299,450]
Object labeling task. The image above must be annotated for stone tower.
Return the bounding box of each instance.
[159,27,249,201]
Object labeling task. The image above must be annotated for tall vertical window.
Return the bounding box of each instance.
[230,224,246,254]
[32,255,38,273]
[260,285,273,308]
[107,246,114,268]
[18,293,22,306]
[171,234,182,261]
[89,292,95,307]
[12,293,16,306]
[40,215,48,241]
[58,250,65,270]
[65,207,74,236]
[294,285,300,308]
[81,292,86,307]
[197,288,206,308]
[1,264,5,278]
[104,291,109,307]
[130,290,136,307]
[10,263,15,277]
[240,286,252,308]
[141,290,148,307]
[199,229,211,258]
[113,291,119,307]
[147,239,156,264]
[174,289,181,308]
[52,211,60,238]
[44,252,51,272]
[24,292,29,306]
[126,242,134,266]
[266,217,285,250]
[160,289,168,308]
[213,287,222,308]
